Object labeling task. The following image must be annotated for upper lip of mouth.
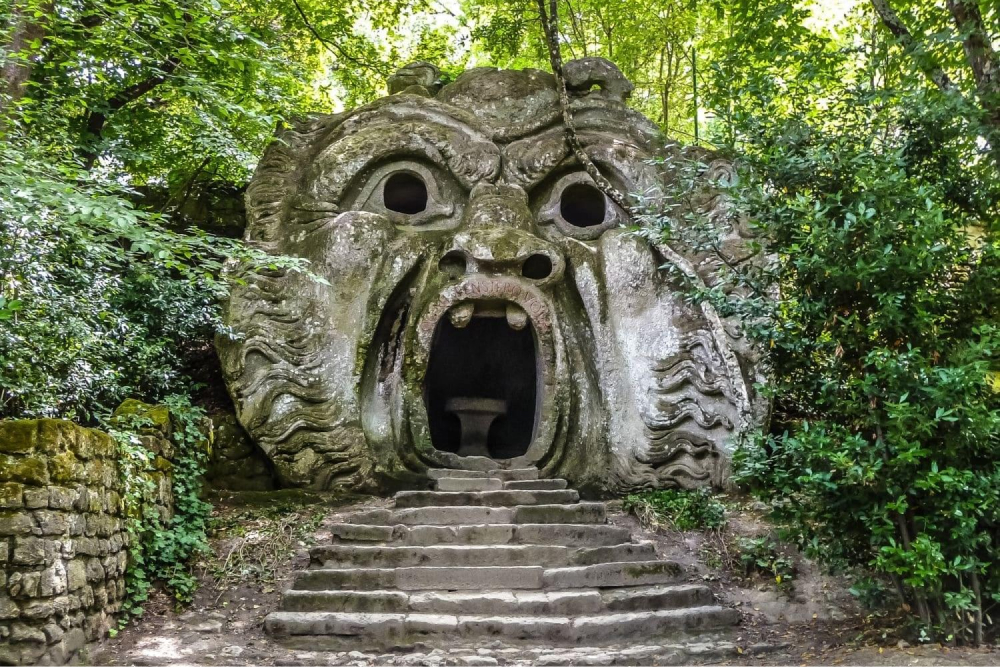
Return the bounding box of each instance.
[447,300,529,330]
[415,275,553,351]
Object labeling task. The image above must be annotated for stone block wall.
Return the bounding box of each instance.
[206,412,276,491]
[0,419,127,665]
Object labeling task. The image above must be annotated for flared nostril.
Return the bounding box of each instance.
[521,254,553,280]
[438,250,468,279]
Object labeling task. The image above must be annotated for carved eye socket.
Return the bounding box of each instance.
[534,172,624,239]
[384,172,428,214]
[349,160,459,227]
[560,182,606,228]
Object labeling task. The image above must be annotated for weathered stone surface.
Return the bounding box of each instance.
[0,483,24,508]
[205,411,276,491]
[0,413,176,665]
[218,58,768,493]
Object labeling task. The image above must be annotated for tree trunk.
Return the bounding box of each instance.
[945,0,1000,156]
[1,0,53,115]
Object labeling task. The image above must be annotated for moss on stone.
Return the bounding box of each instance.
[0,454,49,486]
[112,399,172,436]
[48,451,81,485]
[0,482,24,508]
[0,421,37,454]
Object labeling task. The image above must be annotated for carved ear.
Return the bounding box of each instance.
[562,57,634,102]
[387,61,443,97]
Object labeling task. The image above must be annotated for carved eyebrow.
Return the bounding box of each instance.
[303,109,501,206]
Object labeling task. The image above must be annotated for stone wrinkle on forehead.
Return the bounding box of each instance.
[305,115,502,203]
[502,128,645,192]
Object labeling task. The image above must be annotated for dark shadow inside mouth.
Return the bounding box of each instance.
[424,312,538,459]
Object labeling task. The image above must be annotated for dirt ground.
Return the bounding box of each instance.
[90,491,1000,666]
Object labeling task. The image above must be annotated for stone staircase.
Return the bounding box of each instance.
[264,467,739,649]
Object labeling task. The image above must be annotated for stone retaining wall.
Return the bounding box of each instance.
[0,419,126,664]
[0,407,177,665]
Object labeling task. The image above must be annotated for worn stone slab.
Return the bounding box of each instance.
[570,542,657,566]
[513,524,630,546]
[456,615,574,642]
[513,503,606,524]
[504,479,568,490]
[264,611,405,640]
[281,590,408,613]
[542,561,684,589]
[394,490,579,509]
[410,590,604,616]
[310,544,570,568]
[600,584,714,612]
[570,606,740,641]
[395,566,544,590]
[330,523,393,542]
[392,506,515,525]
[291,568,395,591]
[427,468,539,481]
[435,477,504,492]
[394,524,516,546]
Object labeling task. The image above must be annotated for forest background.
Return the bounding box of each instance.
[2,0,999,645]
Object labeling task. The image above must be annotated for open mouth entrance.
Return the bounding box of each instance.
[424,302,539,459]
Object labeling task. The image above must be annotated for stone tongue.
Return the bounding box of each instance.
[448,302,474,328]
[506,303,528,330]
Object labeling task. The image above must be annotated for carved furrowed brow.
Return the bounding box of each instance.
[304,108,501,208]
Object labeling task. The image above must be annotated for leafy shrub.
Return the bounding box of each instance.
[0,134,308,421]
[623,488,726,531]
[646,15,1000,641]
[737,536,796,589]
[105,396,212,620]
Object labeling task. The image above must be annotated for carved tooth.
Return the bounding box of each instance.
[506,303,528,330]
[449,302,475,328]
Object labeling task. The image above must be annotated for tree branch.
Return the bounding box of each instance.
[535,0,632,217]
[869,0,956,93]
[81,57,180,167]
[289,0,388,77]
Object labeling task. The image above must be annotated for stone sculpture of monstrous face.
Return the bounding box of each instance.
[218,59,766,493]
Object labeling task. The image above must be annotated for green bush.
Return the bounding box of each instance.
[647,10,1000,641]
[105,396,212,621]
[623,488,726,531]
[0,134,309,421]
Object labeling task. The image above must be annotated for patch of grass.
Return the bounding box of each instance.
[623,487,726,531]
[205,502,326,593]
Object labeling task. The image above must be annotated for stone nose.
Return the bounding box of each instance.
[437,182,565,285]
[438,229,564,285]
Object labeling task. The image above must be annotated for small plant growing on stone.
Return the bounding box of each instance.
[623,488,726,531]
[737,536,796,590]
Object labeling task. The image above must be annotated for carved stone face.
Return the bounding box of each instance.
[218,60,765,493]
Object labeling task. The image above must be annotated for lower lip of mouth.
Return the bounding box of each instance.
[423,300,539,460]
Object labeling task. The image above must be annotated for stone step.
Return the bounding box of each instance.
[330,523,633,547]
[310,544,567,568]
[435,477,504,492]
[542,560,685,589]
[309,543,656,568]
[264,606,739,646]
[428,468,539,481]
[344,503,606,526]
[433,477,569,492]
[280,584,715,616]
[394,489,580,508]
[503,479,568,490]
[292,566,545,591]
[292,560,683,592]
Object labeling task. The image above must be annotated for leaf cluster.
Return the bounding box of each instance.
[648,0,1000,643]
